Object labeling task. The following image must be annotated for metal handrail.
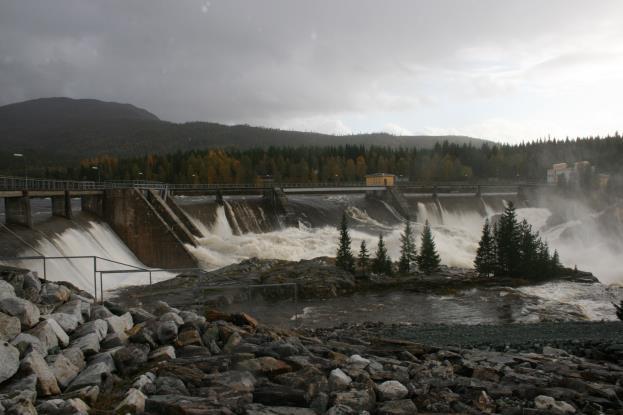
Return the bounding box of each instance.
[0,174,548,193]
[0,254,207,303]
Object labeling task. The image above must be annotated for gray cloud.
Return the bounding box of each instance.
[0,0,622,141]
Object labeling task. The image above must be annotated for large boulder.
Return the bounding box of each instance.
[377,399,418,415]
[329,368,352,391]
[67,361,113,392]
[105,313,133,343]
[0,280,16,300]
[129,307,155,324]
[113,344,149,376]
[11,332,48,357]
[0,297,40,328]
[46,353,80,390]
[114,388,146,415]
[0,341,20,383]
[40,283,71,304]
[0,312,21,342]
[61,347,86,371]
[235,357,292,376]
[156,320,178,344]
[28,319,69,352]
[20,351,61,396]
[71,319,108,341]
[377,380,409,401]
[36,397,90,414]
[70,333,101,356]
[48,313,81,334]
[54,300,85,324]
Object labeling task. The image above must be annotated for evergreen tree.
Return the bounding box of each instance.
[495,202,521,277]
[335,212,354,272]
[398,221,417,273]
[474,218,495,277]
[372,234,393,275]
[518,219,537,277]
[358,240,370,273]
[417,220,441,274]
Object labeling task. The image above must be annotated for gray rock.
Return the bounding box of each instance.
[29,318,69,350]
[333,389,375,412]
[11,333,47,357]
[159,311,184,326]
[54,300,84,324]
[179,310,206,326]
[153,300,180,316]
[90,305,113,321]
[156,320,178,344]
[115,388,146,415]
[0,312,21,342]
[534,395,576,414]
[4,399,37,415]
[40,283,71,304]
[105,312,133,341]
[129,307,155,324]
[329,368,352,391]
[58,385,100,406]
[204,370,256,393]
[71,319,107,341]
[0,341,20,383]
[37,397,90,414]
[154,375,189,395]
[0,280,16,300]
[66,361,113,392]
[22,273,41,293]
[223,332,242,353]
[149,345,176,362]
[132,372,155,392]
[113,344,149,376]
[61,347,86,371]
[46,353,80,390]
[70,333,100,356]
[20,350,61,396]
[0,297,40,328]
[101,333,125,349]
[245,404,316,415]
[48,313,80,334]
[377,399,417,415]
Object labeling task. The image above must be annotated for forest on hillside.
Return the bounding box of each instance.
[5,134,623,190]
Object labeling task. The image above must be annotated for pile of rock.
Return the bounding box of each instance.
[1,267,622,414]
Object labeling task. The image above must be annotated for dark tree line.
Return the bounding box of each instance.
[4,134,623,191]
[474,202,562,279]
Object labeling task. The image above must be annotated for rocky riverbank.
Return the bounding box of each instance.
[1,266,622,414]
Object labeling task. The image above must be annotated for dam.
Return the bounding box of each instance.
[1,175,621,299]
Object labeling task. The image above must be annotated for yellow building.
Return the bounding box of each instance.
[365,173,396,187]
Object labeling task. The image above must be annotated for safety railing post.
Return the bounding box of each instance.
[93,257,97,301]
[42,257,47,281]
[149,271,152,285]
[99,272,104,304]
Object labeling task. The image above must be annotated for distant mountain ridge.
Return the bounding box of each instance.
[0,97,490,161]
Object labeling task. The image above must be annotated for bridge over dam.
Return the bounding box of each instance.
[0,176,550,269]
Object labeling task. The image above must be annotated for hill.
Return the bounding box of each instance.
[0,97,489,163]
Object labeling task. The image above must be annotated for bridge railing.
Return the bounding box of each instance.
[0,175,549,193]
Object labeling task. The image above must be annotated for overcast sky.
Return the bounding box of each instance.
[1,1,622,142]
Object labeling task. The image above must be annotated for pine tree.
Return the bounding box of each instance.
[474,218,495,277]
[372,234,393,275]
[398,221,417,274]
[417,220,441,274]
[335,211,354,272]
[495,202,521,277]
[358,240,370,273]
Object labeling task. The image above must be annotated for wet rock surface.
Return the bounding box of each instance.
[0,265,622,414]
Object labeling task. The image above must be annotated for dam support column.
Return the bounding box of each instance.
[265,188,297,227]
[102,189,197,268]
[82,194,104,218]
[5,194,32,228]
[52,191,73,219]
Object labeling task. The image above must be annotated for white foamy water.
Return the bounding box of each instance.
[2,220,174,297]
